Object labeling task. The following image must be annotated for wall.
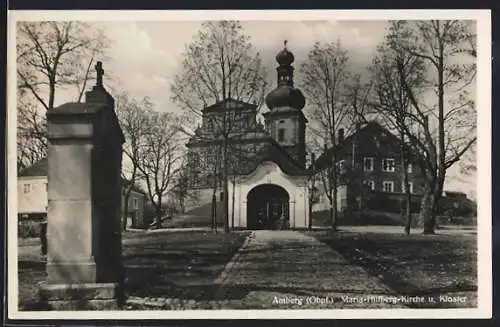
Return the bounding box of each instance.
[18,176,48,216]
[229,161,309,229]
[312,184,347,212]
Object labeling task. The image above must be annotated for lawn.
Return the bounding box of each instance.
[311,210,407,227]
[123,230,248,301]
[305,230,477,308]
[17,230,249,310]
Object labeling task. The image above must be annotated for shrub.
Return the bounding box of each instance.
[18,219,41,238]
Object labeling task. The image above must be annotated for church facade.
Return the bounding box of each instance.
[185,45,311,229]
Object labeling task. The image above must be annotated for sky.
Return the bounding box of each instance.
[30,20,478,199]
[53,20,389,110]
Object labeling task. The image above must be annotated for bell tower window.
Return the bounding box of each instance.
[278,128,285,142]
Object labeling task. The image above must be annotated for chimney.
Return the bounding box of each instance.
[338,128,345,143]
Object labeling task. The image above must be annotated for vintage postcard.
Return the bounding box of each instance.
[7,9,491,320]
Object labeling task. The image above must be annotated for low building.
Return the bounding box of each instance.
[121,180,147,229]
[18,158,146,229]
[312,122,425,215]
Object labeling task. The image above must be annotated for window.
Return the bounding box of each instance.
[220,192,224,202]
[133,198,139,210]
[402,182,414,194]
[279,120,285,124]
[364,157,374,172]
[382,158,396,172]
[23,183,30,194]
[365,180,375,191]
[45,182,48,191]
[278,128,285,142]
[407,163,413,173]
[383,181,394,193]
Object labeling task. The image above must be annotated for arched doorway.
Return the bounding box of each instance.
[247,184,290,229]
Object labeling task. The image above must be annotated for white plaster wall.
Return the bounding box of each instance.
[18,176,48,215]
[312,184,348,212]
[228,161,309,229]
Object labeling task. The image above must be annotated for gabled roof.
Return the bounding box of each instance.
[313,121,406,171]
[18,158,48,177]
[256,138,308,176]
[203,98,258,113]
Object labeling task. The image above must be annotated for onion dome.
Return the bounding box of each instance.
[276,47,294,66]
[265,85,305,110]
[265,41,305,110]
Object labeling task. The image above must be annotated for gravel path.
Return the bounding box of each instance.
[214,230,407,309]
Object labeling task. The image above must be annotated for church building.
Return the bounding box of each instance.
[185,44,311,229]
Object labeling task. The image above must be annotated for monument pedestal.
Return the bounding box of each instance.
[39,283,119,310]
[39,63,125,310]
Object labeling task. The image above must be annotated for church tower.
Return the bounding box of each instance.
[264,41,308,168]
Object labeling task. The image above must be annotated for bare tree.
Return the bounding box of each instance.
[299,41,352,230]
[17,91,47,171]
[171,21,268,232]
[16,21,108,110]
[116,93,153,230]
[138,111,182,229]
[370,37,427,234]
[385,20,477,234]
[16,22,108,171]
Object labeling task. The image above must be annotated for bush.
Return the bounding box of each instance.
[18,219,41,238]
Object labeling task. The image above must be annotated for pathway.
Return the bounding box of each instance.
[214,230,407,309]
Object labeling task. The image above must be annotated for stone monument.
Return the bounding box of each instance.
[39,62,125,310]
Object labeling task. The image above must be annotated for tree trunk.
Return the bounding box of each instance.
[222,139,230,233]
[331,173,338,230]
[122,189,130,231]
[400,135,412,235]
[231,178,236,231]
[404,186,412,235]
[421,190,436,234]
[211,192,217,232]
[48,78,56,109]
[155,196,162,229]
[435,29,446,231]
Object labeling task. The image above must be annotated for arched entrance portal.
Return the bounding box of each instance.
[247,184,290,229]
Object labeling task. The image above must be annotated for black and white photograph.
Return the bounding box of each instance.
[7,10,491,320]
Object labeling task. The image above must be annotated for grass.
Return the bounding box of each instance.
[312,209,407,227]
[151,203,226,229]
[305,230,477,308]
[123,230,249,301]
[17,230,249,310]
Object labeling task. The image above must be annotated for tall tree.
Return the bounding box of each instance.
[299,41,352,230]
[171,21,267,232]
[17,90,47,171]
[138,111,182,229]
[384,20,476,234]
[116,93,153,230]
[16,22,108,170]
[370,37,427,234]
[16,22,107,110]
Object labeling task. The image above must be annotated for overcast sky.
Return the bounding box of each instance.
[44,20,477,199]
[55,20,388,111]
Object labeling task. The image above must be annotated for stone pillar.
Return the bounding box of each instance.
[39,62,125,310]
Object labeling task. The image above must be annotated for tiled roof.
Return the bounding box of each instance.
[203,98,258,112]
[18,158,48,177]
